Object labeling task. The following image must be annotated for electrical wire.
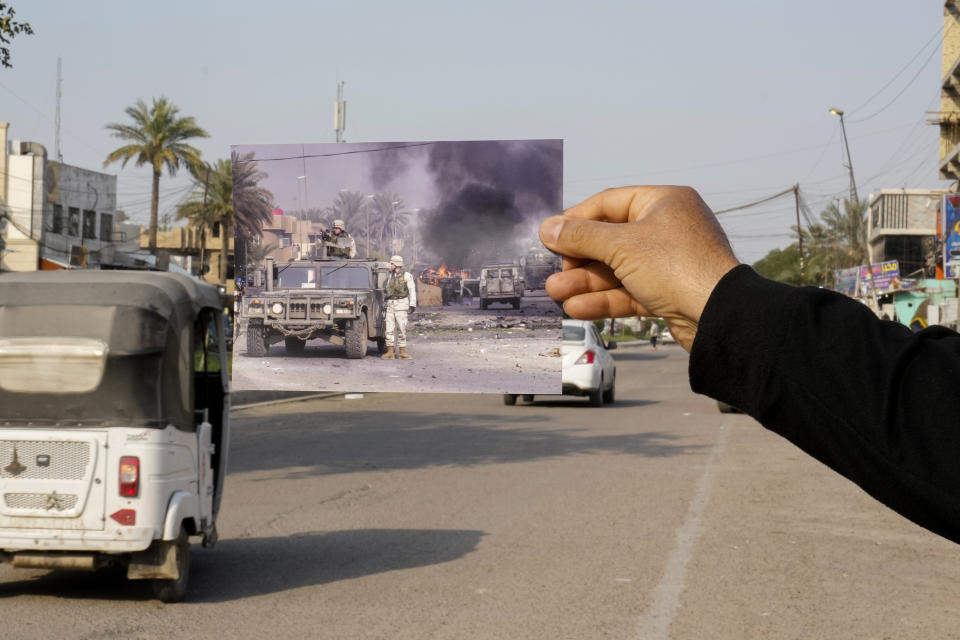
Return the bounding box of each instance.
[849,25,944,116]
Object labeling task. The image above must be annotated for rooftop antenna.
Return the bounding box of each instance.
[334,80,346,143]
[54,57,62,162]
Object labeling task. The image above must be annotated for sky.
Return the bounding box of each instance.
[0,1,951,263]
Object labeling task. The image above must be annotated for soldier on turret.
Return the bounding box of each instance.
[322,219,357,258]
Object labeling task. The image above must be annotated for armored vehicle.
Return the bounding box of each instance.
[479,263,523,310]
[520,248,561,291]
[242,256,391,358]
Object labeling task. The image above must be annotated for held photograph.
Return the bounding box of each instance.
[230,139,563,394]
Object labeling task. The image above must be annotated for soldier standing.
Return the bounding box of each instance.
[382,255,417,360]
[324,219,357,258]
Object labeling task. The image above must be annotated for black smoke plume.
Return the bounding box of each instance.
[420,140,562,268]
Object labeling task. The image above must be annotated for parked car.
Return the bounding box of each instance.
[504,319,616,407]
[659,326,675,343]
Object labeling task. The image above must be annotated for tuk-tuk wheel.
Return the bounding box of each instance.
[152,527,191,603]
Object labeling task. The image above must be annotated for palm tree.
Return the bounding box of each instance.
[231,151,274,241]
[177,159,233,282]
[104,97,209,254]
[367,193,408,255]
[325,190,370,251]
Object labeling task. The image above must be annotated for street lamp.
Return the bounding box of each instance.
[829,108,859,204]
[364,195,375,257]
[296,176,306,215]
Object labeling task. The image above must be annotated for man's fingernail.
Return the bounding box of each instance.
[540,216,563,245]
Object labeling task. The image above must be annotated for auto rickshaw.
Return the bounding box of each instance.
[0,270,230,602]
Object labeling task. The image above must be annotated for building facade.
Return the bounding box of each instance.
[939,1,960,180]
[0,122,135,271]
[867,188,945,278]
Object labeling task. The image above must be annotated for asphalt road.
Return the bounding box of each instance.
[231,291,562,394]
[3,344,960,639]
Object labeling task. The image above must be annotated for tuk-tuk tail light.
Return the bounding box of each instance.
[119,456,139,497]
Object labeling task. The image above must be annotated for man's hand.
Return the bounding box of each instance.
[539,186,740,352]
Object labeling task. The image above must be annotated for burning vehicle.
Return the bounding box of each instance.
[419,264,470,306]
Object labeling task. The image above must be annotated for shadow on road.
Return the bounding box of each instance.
[0,528,484,603]
[611,351,670,361]
[229,403,704,479]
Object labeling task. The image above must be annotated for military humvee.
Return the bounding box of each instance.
[479,263,523,310]
[242,254,391,359]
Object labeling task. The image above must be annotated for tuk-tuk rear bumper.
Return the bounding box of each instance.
[0,526,156,553]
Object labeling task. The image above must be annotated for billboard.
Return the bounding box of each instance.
[945,194,960,279]
[858,260,902,296]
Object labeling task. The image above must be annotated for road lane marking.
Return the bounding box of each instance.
[635,415,734,640]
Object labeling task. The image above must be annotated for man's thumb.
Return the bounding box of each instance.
[539,215,617,263]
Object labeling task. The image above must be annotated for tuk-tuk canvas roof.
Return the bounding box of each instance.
[0,271,223,429]
[0,270,222,320]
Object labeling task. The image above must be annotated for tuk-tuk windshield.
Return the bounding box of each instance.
[320,266,370,289]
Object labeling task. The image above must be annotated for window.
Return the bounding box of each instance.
[211,222,220,238]
[68,207,80,237]
[82,210,96,240]
[99,213,113,243]
[562,325,586,342]
[52,204,64,234]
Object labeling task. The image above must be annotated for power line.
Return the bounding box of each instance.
[849,32,944,124]
[713,186,796,215]
[849,25,944,115]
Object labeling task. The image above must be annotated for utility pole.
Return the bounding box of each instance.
[200,166,209,280]
[55,57,63,162]
[793,184,804,285]
[830,108,858,204]
[334,81,346,143]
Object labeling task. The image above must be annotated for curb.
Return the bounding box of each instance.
[231,391,344,410]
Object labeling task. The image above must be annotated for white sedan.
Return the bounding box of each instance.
[504,319,617,407]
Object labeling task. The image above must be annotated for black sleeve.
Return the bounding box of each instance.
[689,265,960,544]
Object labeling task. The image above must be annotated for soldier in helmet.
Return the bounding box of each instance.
[382,255,417,360]
[323,219,357,258]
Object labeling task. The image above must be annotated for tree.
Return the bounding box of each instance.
[177,159,233,282]
[325,190,371,251]
[753,197,868,288]
[367,192,409,255]
[0,3,33,69]
[104,97,209,254]
[231,151,274,242]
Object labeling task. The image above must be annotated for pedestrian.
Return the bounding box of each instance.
[539,185,960,545]
[382,255,417,360]
[649,322,660,350]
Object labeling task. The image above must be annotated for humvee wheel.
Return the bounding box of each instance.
[376,336,387,354]
[246,322,268,357]
[480,300,488,310]
[152,526,190,603]
[345,314,367,359]
[284,336,306,355]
